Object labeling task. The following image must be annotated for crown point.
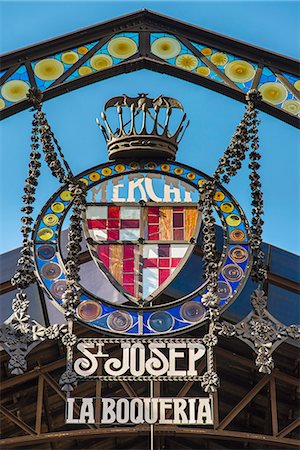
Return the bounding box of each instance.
[99,94,187,161]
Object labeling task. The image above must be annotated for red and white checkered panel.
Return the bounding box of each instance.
[86,206,140,242]
[85,204,198,300]
[142,244,188,298]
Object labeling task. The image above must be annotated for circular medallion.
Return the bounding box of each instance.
[37,245,56,261]
[217,281,232,300]
[50,280,67,299]
[148,311,174,332]
[77,301,102,322]
[107,311,133,332]
[229,229,246,242]
[180,302,206,323]
[33,160,251,336]
[41,262,62,280]
[222,264,243,282]
[229,246,248,263]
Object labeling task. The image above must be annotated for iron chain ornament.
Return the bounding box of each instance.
[1,87,299,400]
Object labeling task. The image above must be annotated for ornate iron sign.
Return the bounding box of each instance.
[1,90,298,431]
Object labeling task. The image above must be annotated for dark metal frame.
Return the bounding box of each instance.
[1,10,299,127]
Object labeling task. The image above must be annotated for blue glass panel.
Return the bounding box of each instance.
[268,284,300,326]
[270,246,300,284]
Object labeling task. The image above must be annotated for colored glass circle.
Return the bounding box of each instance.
[80,178,89,186]
[161,164,170,171]
[89,172,101,181]
[37,245,56,261]
[61,51,79,65]
[107,311,133,331]
[101,167,112,176]
[78,46,89,55]
[148,311,174,332]
[145,162,157,170]
[229,246,248,263]
[107,37,137,59]
[226,214,241,227]
[174,167,184,175]
[0,98,5,109]
[225,60,255,83]
[115,164,125,173]
[221,202,234,213]
[60,190,73,201]
[78,66,92,76]
[229,229,246,242]
[151,37,181,60]
[1,80,29,102]
[217,281,232,300]
[130,162,139,170]
[51,202,65,213]
[294,80,300,91]
[214,191,225,201]
[38,227,54,241]
[90,54,113,71]
[180,302,206,323]
[259,82,288,105]
[187,172,196,180]
[34,58,64,81]
[201,48,212,56]
[198,179,207,187]
[50,280,67,299]
[41,262,62,280]
[196,66,210,77]
[210,52,228,66]
[282,100,300,115]
[43,214,59,227]
[175,54,198,71]
[222,264,243,282]
[77,301,102,322]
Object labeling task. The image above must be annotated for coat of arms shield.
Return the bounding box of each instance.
[83,200,201,303]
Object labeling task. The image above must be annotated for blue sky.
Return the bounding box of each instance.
[0,1,299,254]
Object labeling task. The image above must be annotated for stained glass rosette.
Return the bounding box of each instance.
[33,160,251,336]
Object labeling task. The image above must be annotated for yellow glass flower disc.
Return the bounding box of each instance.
[214,191,225,201]
[34,58,64,81]
[90,54,113,71]
[51,202,65,213]
[226,214,241,227]
[151,37,181,60]
[210,52,228,66]
[62,51,79,65]
[115,164,125,172]
[89,172,101,181]
[259,82,288,105]
[294,80,300,91]
[282,100,300,115]
[38,228,54,241]
[1,80,29,102]
[78,66,92,76]
[221,202,234,213]
[224,60,255,83]
[0,98,6,109]
[60,190,73,201]
[107,37,137,59]
[43,214,59,226]
[175,54,198,71]
[196,66,210,77]
[201,48,212,56]
[78,46,89,55]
